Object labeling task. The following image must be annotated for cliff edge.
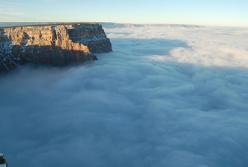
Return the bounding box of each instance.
[0,23,112,73]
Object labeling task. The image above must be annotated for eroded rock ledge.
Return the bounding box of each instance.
[0,23,112,73]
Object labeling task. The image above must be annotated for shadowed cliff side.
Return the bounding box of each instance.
[0,23,112,73]
[0,29,17,73]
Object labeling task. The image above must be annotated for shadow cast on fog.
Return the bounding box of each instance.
[1,37,248,167]
[110,38,189,56]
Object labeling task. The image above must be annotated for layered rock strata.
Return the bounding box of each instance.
[0,23,112,73]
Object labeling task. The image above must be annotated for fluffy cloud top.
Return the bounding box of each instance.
[1,24,248,167]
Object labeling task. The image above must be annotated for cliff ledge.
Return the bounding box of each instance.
[0,23,112,73]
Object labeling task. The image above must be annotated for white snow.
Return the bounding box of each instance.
[1,24,248,167]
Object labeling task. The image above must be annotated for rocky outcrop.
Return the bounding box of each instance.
[0,53,16,73]
[0,23,112,73]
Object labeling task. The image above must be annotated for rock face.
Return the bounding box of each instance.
[0,23,112,73]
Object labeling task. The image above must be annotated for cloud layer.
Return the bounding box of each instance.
[1,24,248,167]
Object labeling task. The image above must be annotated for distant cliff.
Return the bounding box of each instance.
[0,23,112,73]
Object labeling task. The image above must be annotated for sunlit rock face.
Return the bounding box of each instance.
[0,23,112,72]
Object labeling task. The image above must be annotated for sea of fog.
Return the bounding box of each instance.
[1,23,248,167]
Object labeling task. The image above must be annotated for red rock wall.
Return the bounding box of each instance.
[0,23,111,69]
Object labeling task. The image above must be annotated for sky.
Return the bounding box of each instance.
[0,0,247,27]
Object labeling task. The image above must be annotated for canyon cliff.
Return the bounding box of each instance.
[0,23,112,73]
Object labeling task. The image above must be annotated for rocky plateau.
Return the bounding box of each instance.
[0,23,112,73]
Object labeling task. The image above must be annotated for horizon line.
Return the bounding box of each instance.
[0,21,247,29]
